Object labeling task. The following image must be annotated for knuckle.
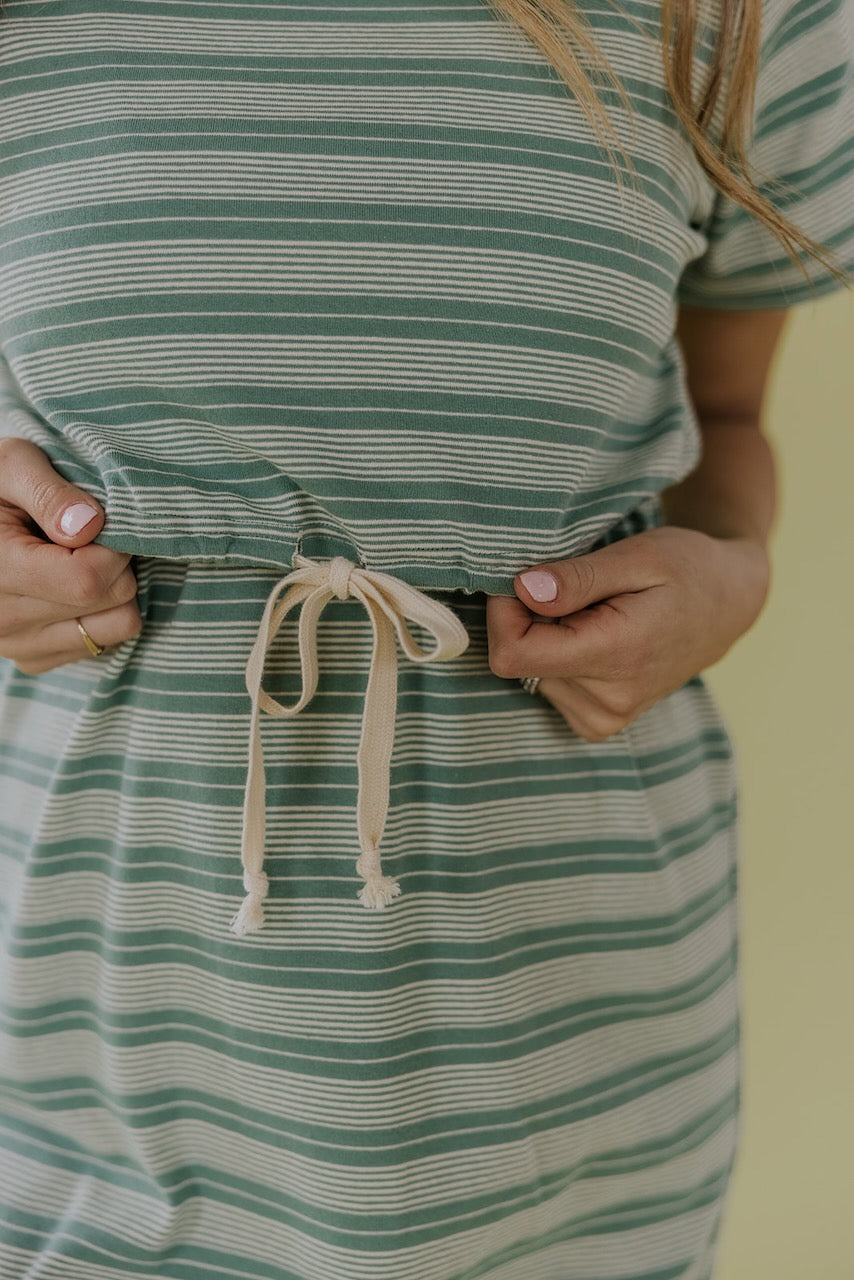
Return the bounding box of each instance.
[114,602,143,640]
[601,685,637,718]
[568,556,597,600]
[110,569,139,607]
[65,562,110,609]
[488,641,521,680]
[28,473,69,521]
[578,715,624,743]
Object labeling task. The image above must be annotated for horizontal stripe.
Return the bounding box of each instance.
[1,0,848,1274]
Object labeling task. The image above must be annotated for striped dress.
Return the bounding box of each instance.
[0,1,851,1277]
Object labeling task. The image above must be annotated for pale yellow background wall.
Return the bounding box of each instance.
[705,290,853,1280]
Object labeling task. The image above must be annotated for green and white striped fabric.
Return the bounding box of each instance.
[0,1,851,1277]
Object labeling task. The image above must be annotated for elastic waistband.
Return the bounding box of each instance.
[90,503,666,600]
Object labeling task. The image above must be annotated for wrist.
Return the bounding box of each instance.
[710,533,772,632]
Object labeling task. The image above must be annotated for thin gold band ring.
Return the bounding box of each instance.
[76,619,106,658]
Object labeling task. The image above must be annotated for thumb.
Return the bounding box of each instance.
[514,536,660,617]
[0,437,105,546]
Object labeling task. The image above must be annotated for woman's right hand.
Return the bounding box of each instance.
[0,438,142,674]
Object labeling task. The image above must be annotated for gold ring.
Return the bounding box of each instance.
[76,619,106,658]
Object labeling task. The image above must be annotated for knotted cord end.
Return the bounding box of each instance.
[356,850,401,910]
[358,876,401,910]
[230,871,270,936]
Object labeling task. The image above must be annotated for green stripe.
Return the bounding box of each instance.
[0,0,847,1273]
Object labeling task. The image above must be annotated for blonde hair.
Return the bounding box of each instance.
[483,0,850,290]
[2,0,848,288]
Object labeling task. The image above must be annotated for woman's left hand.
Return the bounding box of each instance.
[485,526,771,742]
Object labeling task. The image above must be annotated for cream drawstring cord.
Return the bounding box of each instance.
[231,555,471,936]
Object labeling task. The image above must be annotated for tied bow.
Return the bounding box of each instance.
[232,555,470,935]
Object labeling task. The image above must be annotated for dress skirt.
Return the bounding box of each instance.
[0,555,741,1280]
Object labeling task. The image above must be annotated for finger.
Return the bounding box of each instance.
[0,563,139,632]
[0,512,135,609]
[0,436,105,547]
[487,591,649,680]
[513,532,667,618]
[536,676,634,743]
[8,601,143,675]
[72,604,143,655]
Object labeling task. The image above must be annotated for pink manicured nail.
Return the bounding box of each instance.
[59,503,99,536]
[519,570,558,602]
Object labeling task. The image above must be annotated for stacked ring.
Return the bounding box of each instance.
[519,676,541,696]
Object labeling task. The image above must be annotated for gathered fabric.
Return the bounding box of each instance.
[232,555,471,935]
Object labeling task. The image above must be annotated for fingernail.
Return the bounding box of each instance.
[519,570,558,602]
[59,503,99,536]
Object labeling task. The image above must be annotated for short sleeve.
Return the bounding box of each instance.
[677,0,854,310]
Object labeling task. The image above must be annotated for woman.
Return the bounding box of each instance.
[0,1,851,1277]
